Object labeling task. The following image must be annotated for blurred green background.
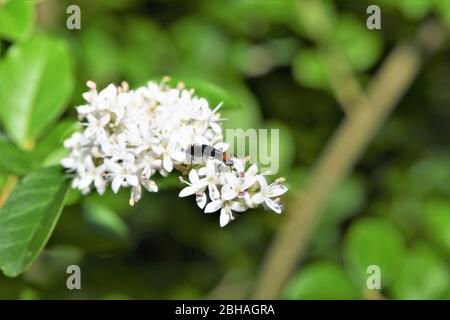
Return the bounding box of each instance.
[0,0,449,299]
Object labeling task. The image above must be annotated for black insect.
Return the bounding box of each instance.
[186,144,233,166]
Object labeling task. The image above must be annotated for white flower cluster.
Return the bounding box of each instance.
[179,158,288,227]
[62,79,288,227]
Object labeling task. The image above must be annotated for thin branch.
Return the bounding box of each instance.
[251,21,446,299]
[319,45,371,114]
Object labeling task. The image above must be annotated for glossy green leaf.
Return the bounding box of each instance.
[0,0,34,41]
[344,218,404,288]
[390,243,449,299]
[284,262,360,299]
[33,120,77,164]
[0,135,36,175]
[0,167,70,277]
[0,34,74,146]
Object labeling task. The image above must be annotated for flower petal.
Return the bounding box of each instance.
[142,179,158,192]
[111,176,123,193]
[252,192,265,204]
[265,198,282,214]
[246,163,258,176]
[189,169,199,184]
[126,174,139,186]
[179,186,196,197]
[256,175,268,192]
[171,149,186,162]
[224,172,239,188]
[220,207,232,227]
[230,201,247,212]
[210,122,222,135]
[221,184,238,201]
[206,160,216,177]
[205,200,223,213]
[196,192,207,209]
[241,176,256,190]
[208,183,221,201]
[267,184,288,198]
[163,155,173,172]
[213,142,229,152]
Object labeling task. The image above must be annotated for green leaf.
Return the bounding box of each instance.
[0,135,36,175]
[334,15,383,72]
[284,262,360,299]
[33,120,77,164]
[344,218,404,288]
[0,0,34,41]
[150,77,241,110]
[0,167,70,277]
[390,243,449,299]
[293,49,329,90]
[0,34,74,146]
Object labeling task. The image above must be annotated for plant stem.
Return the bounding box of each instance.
[251,20,446,299]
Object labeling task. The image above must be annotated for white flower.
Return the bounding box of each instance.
[62,79,288,227]
[204,198,247,227]
[252,176,288,214]
[220,172,256,201]
[179,169,206,197]
[137,153,162,179]
[75,156,107,195]
[105,159,139,193]
[179,169,208,208]
[102,133,134,162]
[84,114,110,140]
[198,160,221,200]
[158,137,186,173]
